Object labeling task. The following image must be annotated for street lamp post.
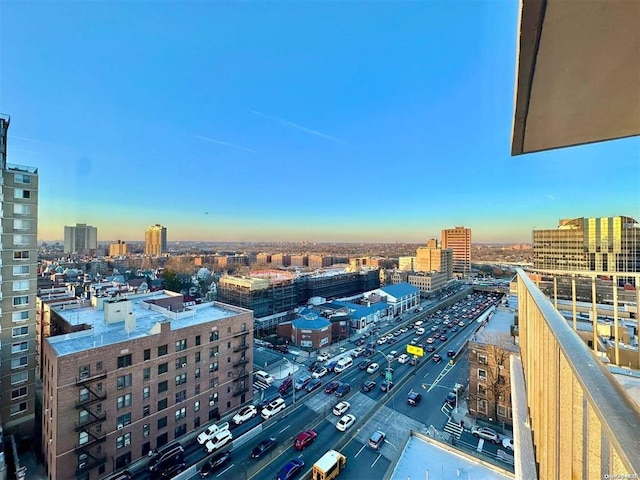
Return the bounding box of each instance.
[284,357,296,404]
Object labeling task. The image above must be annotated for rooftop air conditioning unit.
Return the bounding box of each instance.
[117,424,123,430]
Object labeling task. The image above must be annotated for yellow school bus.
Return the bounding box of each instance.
[312,450,347,480]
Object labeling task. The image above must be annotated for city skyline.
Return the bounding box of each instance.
[2,2,638,244]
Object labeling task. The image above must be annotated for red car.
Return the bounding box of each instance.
[294,430,317,450]
[324,381,341,394]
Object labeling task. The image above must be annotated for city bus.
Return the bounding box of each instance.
[312,449,347,480]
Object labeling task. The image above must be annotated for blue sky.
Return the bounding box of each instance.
[1,1,638,244]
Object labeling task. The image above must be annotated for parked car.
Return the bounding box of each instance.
[276,459,305,480]
[353,347,366,357]
[471,426,500,444]
[502,437,514,451]
[335,383,351,397]
[325,360,339,372]
[158,461,185,478]
[251,436,278,459]
[204,429,233,454]
[199,451,232,478]
[294,430,317,451]
[407,391,422,406]
[261,398,286,420]
[336,414,356,432]
[306,378,322,392]
[274,344,289,353]
[257,393,282,411]
[317,352,330,362]
[368,430,386,450]
[361,380,376,392]
[308,361,320,372]
[197,423,229,445]
[279,376,293,394]
[332,401,350,416]
[232,405,257,425]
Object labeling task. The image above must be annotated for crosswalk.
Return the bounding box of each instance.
[253,380,271,391]
[443,419,463,439]
[440,402,453,417]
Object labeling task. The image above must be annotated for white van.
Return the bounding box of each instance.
[334,357,353,373]
[254,370,274,385]
[413,320,424,328]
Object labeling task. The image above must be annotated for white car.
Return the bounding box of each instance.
[232,405,257,425]
[261,398,286,420]
[332,401,350,416]
[336,414,356,432]
[317,352,330,362]
[502,437,514,451]
[312,367,328,378]
[471,426,500,444]
[197,422,229,445]
[377,338,387,345]
[366,363,380,374]
[204,429,233,454]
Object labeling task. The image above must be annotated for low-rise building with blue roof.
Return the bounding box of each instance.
[367,282,420,316]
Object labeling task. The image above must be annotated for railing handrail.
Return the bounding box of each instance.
[517,268,640,474]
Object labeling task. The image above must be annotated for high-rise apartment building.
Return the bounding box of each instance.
[64,223,98,254]
[533,216,640,273]
[415,239,453,280]
[145,224,167,256]
[41,291,253,479]
[0,114,39,437]
[442,226,471,276]
[109,240,129,257]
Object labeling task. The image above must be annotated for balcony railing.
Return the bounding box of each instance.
[76,371,107,385]
[74,433,106,450]
[516,269,640,479]
[233,344,249,352]
[75,391,107,409]
[233,358,249,368]
[75,453,107,475]
[74,412,107,432]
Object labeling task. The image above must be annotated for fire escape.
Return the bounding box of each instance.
[74,371,107,476]
[232,329,250,397]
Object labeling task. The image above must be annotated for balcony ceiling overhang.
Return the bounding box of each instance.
[511,0,640,155]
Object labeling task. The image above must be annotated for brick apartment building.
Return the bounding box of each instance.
[40,290,253,480]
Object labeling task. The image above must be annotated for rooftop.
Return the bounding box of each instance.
[390,432,513,480]
[379,282,420,299]
[46,290,248,356]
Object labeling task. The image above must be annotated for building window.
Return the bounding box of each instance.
[175,374,187,386]
[116,432,131,449]
[96,361,103,371]
[497,405,507,418]
[157,416,167,429]
[13,265,30,276]
[13,296,29,307]
[158,344,168,356]
[176,339,187,351]
[117,413,132,428]
[194,368,200,380]
[144,349,151,361]
[14,173,31,184]
[158,381,168,394]
[12,280,30,291]
[11,341,28,354]
[10,402,28,416]
[209,331,219,342]
[14,203,31,214]
[11,387,28,399]
[117,394,132,409]
[117,374,132,390]
[13,219,31,230]
[209,346,219,358]
[209,362,218,373]
[174,424,187,439]
[11,356,28,369]
[12,326,29,337]
[478,384,487,397]
[195,352,201,363]
[195,384,201,395]
[175,407,186,420]
[158,363,168,375]
[175,356,187,369]
[79,432,89,445]
[11,371,28,384]
[13,235,30,245]
[143,424,150,438]
[195,335,201,346]
[117,354,132,369]
[194,401,200,412]
[12,311,29,322]
[209,393,217,405]
[14,188,31,199]
[79,365,91,380]
[175,390,187,404]
[194,417,201,429]
[143,405,150,417]
[143,367,151,381]
[157,398,168,411]
[13,250,30,260]
[477,399,488,414]
[478,369,487,381]
[477,354,488,365]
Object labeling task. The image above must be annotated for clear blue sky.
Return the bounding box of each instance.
[1,1,638,244]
